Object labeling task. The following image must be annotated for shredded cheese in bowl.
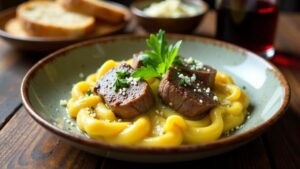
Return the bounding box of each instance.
[143,0,203,18]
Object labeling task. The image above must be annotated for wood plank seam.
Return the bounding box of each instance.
[0,103,22,129]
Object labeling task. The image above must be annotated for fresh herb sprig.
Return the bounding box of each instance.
[132,30,182,79]
[113,71,130,92]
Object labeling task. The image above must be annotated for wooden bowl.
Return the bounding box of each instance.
[21,34,290,162]
[0,4,131,52]
[130,0,208,33]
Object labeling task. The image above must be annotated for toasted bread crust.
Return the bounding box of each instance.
[5,18,30,37]
[18,17,95,38]
[5,18,125,39]
[17,1,95,38]
[58,0,126,24]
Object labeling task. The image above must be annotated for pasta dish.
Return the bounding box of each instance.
[66,30,249,147]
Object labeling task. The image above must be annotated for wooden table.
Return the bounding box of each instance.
[0,12,299,169]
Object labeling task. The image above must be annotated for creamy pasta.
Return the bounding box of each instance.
[66,59,249,147]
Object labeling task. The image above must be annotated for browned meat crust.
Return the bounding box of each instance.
[158,67,218,118]
[94,64,155,119]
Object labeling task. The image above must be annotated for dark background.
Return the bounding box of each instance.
[1,0,300,12]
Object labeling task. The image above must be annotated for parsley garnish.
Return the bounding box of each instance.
[86,90,93,96]
[132,30,182,79]
[116,71,130,79]
[179,78,185,85]
[113,71,130,92]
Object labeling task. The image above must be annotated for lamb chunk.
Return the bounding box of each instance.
[158,68,218,118]
[179,65,217,88]
[180,57,217,88]
[94,64,155,119]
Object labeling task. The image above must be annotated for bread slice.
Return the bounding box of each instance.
[17,1,95,38]
[5,18,124,39]
[58,0,127,24]
[5,18,30,38]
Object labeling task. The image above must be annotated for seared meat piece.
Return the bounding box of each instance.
[159,68,218,118]
[94,64,155,119]
[132,52,144,69]
[180,65,216,88]
[180,57,217,88]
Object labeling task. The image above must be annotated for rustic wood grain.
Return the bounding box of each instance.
[0,107,272,169]
[101,138,272,169]
[263,109,300,169]
[0,40,42,128]
[0,107,100,169]
[0,41,25,128]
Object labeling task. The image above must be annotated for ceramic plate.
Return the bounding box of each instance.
[0,4,131,52]
[21,35,290,162]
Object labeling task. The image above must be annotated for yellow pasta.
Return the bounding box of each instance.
[95,102,117,121]
[68,96,101,118]
[96,59,120,80]
[184,108,224,143]
[86,74,97,85]
[105,116,151,145]
[71,81,93,98]
[67,60,249,146]
[139,115,185,147]
[77,109,130,137]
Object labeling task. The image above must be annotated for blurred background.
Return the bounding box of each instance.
[1,0,300,11]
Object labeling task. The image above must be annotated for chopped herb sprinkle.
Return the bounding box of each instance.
[113,71,131,92]
[114,78,129,92]
[86,90,93,96]
[113,71,141,93]
[116,71,130,79]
